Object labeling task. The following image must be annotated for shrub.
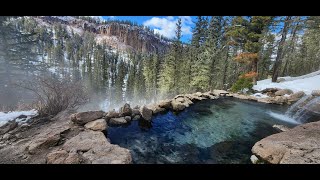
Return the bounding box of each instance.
[16,75,89,117]
[231,76,253,93]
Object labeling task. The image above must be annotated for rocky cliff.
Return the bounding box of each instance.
[36,16,170,54]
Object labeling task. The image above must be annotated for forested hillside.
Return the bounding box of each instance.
[1,16,320,110]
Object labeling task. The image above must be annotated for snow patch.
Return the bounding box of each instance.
[0,109,38,126]
[251,93,269,99]
[253,72,320,95]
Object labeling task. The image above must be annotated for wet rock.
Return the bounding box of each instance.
[70,111,104,125]
[140,105,153,121]
[311,90,320,96]
[252,120,320,164]
[0,120,18,135]
[84,119,107,131]
[171,96,193,111]
[109,117,127,125]
[275,89,293,96]
[124,116,132,122]
[119,103,132,116]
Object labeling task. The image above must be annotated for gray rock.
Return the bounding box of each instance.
[105,109,120,120]
[0,120,18,135]
[140,105,153,121]
[46,150,69,164]
[109,117,127,125]
[157,99,172,109]
[252,120,320,164]
[70,111,104,125]
[124,116,132,122]
[131,109,140,116]
[288,91,305,102]
[63,130,131,164]
[84,119,107,131]
[275,89,293,96]
[119,103,132,116]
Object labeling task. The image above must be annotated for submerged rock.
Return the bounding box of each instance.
[84,119,107,131]
[70,111,104,125]
[252,120,320,164]
[140,105,153,121]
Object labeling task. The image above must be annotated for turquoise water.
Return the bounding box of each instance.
[107,97,296,164]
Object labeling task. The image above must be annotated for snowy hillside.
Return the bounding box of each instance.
[0,110,38,126]
[253,70,320,95]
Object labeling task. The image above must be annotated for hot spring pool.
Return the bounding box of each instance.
[107,97,297,164]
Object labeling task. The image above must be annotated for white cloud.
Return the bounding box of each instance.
[108,16,116,19]
[143,16,193,39]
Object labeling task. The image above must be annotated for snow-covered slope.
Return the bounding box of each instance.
[0,110,38,126]
[253,71,320,95]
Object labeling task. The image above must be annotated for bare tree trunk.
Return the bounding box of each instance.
[272,16,292,82]
[281,16,300,77]
[221,46,230,90]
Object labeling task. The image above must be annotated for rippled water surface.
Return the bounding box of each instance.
[107,97,296,164]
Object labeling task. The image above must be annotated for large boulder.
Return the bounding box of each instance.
[140,105,153,121]
[311,90,320,96]
[119,103,132,116]
[109,117,127,125]
[275,89,293,96]
[287,91,305,102]
[26,120,70,155]
[71,111,104,125]
[157,99,172,109]
[62,130,131,164]
[252,120,320,164]
[0,120,18,135]
[84,119,107,131]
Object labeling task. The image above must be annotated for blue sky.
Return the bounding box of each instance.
[102,16,196,43]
